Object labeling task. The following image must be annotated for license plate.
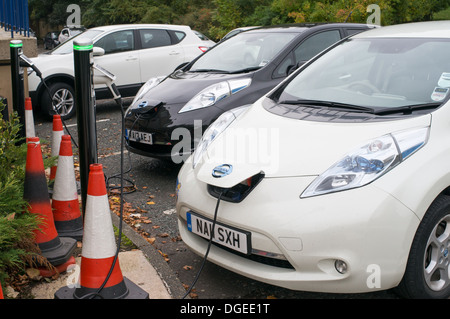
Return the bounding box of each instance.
[127,129,153,145]
[187,212,251,255]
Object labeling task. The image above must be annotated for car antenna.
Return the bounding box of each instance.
[345,10,353,23]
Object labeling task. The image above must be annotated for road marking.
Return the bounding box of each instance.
[98,150,128,158]
[65,118,110,128]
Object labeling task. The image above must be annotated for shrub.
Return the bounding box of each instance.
[0,100,42,291]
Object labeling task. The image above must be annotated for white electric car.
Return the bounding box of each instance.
[28,24,214,120]
[176,21,450,299]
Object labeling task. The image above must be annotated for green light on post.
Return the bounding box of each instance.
[10,42,23,48]
[73,44,93,51]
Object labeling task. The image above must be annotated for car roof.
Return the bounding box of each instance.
[352,21,450,39]
[245,22,371,34]
[89,24,193,32]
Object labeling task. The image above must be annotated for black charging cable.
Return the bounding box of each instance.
[182,191,223,299]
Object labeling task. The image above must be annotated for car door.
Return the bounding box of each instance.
[93,29,141,87]
[137,28,185,83]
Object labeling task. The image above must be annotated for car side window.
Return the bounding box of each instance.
[173,31,186,44]
[95,30,135,54]
[274,52,295,78]
[139,29,172,49]
[294,30,341,63]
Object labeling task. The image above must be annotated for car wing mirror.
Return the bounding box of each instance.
[93,47,105,57]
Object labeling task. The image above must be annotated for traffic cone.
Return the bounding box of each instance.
[55,164,149,299]
[25,97,35,138]
[49,115,64,181]
[24,137,76,275]
[0,281,4,299]
[51,135,83,241]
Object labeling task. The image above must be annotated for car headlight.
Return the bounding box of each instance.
[301,126,430,198]
[179,78,251,113]
[131,76,165,105]
[192,105,249,168]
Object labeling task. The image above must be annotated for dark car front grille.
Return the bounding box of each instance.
[127,141,173,156]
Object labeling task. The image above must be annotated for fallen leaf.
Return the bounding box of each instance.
[146,201,155,205]
[158,250,170,262]
[26,268,41,281]
[183,265,192,271]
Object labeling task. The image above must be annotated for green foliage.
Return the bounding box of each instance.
[0,101,40,287]
[27,0,450,41]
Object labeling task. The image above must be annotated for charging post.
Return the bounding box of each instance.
[73,38,98,217]
[10,40,26,140]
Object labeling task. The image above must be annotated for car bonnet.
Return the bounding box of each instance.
[138,71,255,106]
[194,99,432,187]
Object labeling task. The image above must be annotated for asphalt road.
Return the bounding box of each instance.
[33,98,399,299]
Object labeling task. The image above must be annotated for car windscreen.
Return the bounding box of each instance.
[189,31,299,73]
[51,30,104,54]
[275,37,450,113]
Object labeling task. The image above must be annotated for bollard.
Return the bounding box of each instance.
[10,40,26,141]
[73,38,98,218]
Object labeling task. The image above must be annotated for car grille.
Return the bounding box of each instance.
[208,172,265,203]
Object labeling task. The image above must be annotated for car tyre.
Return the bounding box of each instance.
[396,194,450,299]
[41,82,76,120]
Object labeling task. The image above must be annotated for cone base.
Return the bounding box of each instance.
[54,277,150,299]
[38,256,76,278]
[39,237,77,266]
[56,228,83,241]
[55,217,84,241]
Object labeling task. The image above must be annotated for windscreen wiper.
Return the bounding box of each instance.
[279,99,376,114]
[189,68,229,73]
[373,102,442,115]
[227,66,262,74]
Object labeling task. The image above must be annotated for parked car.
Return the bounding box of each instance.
[221,26,259,42]
[193,30,216,51]
[28,24,210,119]
[124,23,374,161]
[176,21,450,299]
[58,26,86,43]
[43,31,60,50]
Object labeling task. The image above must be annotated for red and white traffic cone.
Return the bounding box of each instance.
[55,164,148,299]
[51,135,83,241]
[49,115,64,182]
[0,281,4,299]
[24,137,76,276]
[25,97,36,138]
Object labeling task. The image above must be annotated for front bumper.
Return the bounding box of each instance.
[176,164,420,293]
[124,103,220,161]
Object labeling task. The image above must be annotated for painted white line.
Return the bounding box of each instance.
[65,118,110,128]
[98,150,128,158]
